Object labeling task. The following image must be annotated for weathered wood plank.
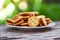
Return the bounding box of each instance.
[0,21,60,40]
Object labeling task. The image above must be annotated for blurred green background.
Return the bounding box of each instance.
[0,0,60,24]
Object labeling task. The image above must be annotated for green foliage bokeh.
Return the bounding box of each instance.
[0,0,60,24]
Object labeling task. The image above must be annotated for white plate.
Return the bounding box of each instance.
[6,22,56,29]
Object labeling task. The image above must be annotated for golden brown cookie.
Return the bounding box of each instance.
[13,14,20,20]
[19,12,31,21]
[40,17,47,26]
[46,20,52,24]
[7,18,14,23]
[6,12,53,27]
[13,16,22,23]
[37,15,45,19]
[6,18,14,25]
[28,16,39,27]
[14,19,24,26]
[31,12,39,16]
[46,18,52,24]
[46,18,51,21]
[19,12,39,16]
[37,15,47,26]
[22,16,30,18]
[20,23,28,26]
[21,16,30,21]
[38,19,43,26]
[6,22,13,25]
[19,12,32,17]
[37,15,45,26]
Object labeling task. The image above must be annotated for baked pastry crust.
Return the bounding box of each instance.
[14,19,24,26]
[19,12,39,16]
[6,12,52,27]
[37,15,47,26]
[46,18,52,24]
[20,23,28,26]
[28,16,39,27]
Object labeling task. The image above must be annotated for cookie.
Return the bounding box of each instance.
[6,18,14,25]
[13,14,20,20]
[6,12,53,27]
[37,15,45,19]
[36,15,46,26]
[31,12,39,16]
[20,23,28,26]
[46,18,51,21]
[46,20,52,24]
[19,12,32,17]
[21,16,30,20]
[38,19,43,26]
[46,18,52,24]
[37,15,47,26]
[22,16,30,18]
[7,18,14,23]
[6,22,13,25]
[39,17,47,26]
[13,16,22,23]
[14,19,24,26]
[20,12,39,16]
[28,16,39,27]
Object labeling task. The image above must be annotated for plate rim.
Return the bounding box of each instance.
[6,22,56,28]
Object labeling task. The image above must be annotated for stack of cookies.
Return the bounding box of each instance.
[6,12,52,27]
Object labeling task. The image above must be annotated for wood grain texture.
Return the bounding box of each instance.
[0,21,60,40]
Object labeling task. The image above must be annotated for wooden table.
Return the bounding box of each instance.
[0,21,60,40]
